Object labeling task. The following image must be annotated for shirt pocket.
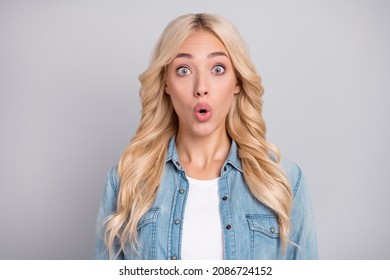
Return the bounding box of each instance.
[137,207,160,231]
[126,207,160,260]
[245,214,281,259]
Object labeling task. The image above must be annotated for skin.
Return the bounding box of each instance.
[165,30,240,179]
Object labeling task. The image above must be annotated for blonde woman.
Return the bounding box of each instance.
[95,13,317,260]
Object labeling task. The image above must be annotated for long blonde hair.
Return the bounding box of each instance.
[104,13,293,258]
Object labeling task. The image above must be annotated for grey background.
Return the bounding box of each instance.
[0,0,389,259]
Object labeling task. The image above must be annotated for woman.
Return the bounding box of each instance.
[95,13,318,260]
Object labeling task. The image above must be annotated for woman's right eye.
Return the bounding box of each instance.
[176,66,191,76]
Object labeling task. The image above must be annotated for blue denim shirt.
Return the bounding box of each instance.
[95,137,318,259]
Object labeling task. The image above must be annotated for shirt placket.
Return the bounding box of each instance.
[167,162,188,260]
[218,165,236,259]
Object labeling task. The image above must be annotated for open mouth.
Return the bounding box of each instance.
[194,103,212,122]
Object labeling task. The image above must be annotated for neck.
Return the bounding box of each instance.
[176,129,231,170]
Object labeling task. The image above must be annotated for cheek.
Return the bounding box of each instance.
[167,88,191,115]
[218,81,238,101]
[223,94,235,113]
[166,77,191,97]
[220,83,237,111]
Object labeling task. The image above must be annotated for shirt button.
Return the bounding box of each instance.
[224,166,227,172]
[270,227,275,233]
[226,224,232,230]
[222,196,228,201]
[174,219,180,225]
[176,161,180,166]
[171,255,177,260]
[179,189,185,194]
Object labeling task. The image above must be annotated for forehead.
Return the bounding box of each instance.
[177,30,228,55]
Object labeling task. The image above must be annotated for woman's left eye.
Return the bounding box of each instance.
[212,65,225,75]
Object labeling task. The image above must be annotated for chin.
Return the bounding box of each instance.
[190,123,223,138]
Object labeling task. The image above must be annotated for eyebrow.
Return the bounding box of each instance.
[175,51,229,59]
[208,51,228,58]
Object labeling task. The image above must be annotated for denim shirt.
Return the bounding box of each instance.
[95,137,318,260]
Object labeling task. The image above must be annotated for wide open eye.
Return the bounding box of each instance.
[212,65,225,75]
[176,66,191,76]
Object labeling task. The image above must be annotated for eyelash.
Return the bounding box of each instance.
[175,64,226,76]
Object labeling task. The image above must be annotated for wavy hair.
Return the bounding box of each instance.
[104,13,293,258]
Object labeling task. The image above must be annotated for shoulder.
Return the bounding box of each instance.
[279,158,304,197]
[278,158,318,259]
[106,164,120,195]
[99,164,120,210]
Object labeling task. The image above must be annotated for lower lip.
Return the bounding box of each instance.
[194,111,212,122]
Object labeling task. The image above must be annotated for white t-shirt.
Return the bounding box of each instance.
[181,176,223,260]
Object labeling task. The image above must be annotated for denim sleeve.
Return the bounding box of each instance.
[287,165,318,259]
[94,165,124,259]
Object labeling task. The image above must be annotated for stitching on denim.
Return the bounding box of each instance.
[250,230,254,259]
[245,214,279,238]
[150,219,157,259]
[222,176,236,259]
[109,165,118,196]
[167,171,182,259]
[292,165,302,197]
[137,208,160,230]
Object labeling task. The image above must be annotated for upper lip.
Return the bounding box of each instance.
[194,103,212,113]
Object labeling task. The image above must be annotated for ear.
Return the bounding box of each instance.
[165,84,171,95]
[163,66,171,95]
[234,82,241,95]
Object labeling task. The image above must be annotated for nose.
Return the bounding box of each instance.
[195,90,208,97]
[194,73,208,97]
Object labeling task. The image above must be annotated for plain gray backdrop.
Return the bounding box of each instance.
[1,0,389,259]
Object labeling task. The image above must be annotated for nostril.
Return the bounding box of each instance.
[195,91,208,96]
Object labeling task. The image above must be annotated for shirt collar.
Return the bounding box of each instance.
[166,135,243,173]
